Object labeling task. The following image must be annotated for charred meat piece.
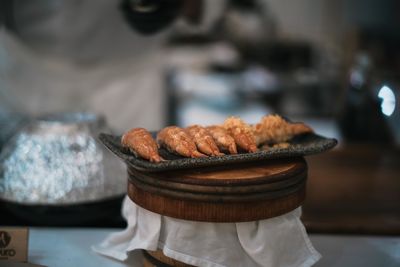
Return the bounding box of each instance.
[223,117,258,153]
[186,125,224,156]
[157,126,206,158]
[121,128,163,162]
[206,125,238,154]
[252,115,313,145]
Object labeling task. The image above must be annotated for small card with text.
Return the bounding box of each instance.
[0,228,29,262]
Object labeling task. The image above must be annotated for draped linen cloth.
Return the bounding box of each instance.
[93,196,321,267]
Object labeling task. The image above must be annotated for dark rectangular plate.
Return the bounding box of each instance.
[99,132,337,172]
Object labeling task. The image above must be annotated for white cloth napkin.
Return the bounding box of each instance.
[92,196,321,267]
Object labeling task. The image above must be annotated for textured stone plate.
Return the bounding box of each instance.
[99,132,337,172]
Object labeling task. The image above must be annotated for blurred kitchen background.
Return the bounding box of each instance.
[0,0,399,235]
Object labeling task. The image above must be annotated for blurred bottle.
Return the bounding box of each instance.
[337,52,394,144]
[216,0,276,49]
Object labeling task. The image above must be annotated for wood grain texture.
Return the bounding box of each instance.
[302,144,400,235]
[143,260,153,267]
[127,157,307,222]
[128,158,306,186]
[143,250,195,267]
[130,167,306,196]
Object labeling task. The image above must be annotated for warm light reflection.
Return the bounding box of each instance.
[378,85,396,116]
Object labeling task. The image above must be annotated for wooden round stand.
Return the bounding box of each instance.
[143,250,195,267]
[128,157,308,267]
[128,157,307,222]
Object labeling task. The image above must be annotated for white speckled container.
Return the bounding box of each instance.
[0,113,126,205]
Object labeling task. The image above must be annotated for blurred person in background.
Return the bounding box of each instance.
[0,0,221,132]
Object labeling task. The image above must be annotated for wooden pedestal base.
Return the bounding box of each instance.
[143,250,195,267]
[128,158,307,222]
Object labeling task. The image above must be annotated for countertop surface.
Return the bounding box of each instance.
[22,228,400,267]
